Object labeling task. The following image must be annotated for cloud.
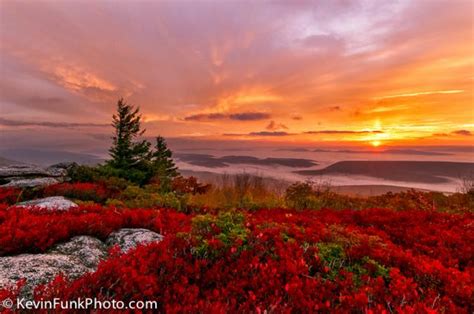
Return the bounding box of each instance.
[374,90,464,100]
[291,115,303,120]
[226,129,383,137]
[266,120,288,131]
[248,131,290,136]
[451,129,472,136]
[184,112,271,121]
[224,131,290,137]
[301,34,345,53]
[329,106,341,111]
[0,117,108,128]
[184,113,227,121]
[305,130,383,135]
[229,112,271,121]
[433,130,472,137]
[0,0,472,147]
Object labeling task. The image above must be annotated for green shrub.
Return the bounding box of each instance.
[189,210,248,258]
[285,182,315,209]
[67,164,103,182]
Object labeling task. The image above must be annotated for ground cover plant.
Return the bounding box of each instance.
[0,187,472,313]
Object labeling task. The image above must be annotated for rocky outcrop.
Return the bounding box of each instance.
[0,254,92,299]
[16,196,79,211]
[0,162,74,188]
[0,228,163,298]
[2,177,61,188]
[106,228,164,253]
[0,165,57,178]
[49,236,108,268]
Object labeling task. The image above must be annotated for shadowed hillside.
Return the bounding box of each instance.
[296,160,474,183]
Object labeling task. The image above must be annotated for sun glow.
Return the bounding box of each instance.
[371,140,381,147]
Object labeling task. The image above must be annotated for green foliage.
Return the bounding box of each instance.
[150,136,179,192]
[190,211,248,258]
[285,181,318,209]
[108,98,151,171]
[67,164,103,182]
[105,184,186,210]
[316,242,389,284]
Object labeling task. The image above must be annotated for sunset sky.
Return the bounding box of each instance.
[1,0,473,152]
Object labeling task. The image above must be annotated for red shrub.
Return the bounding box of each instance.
[0,187,22,205]
[2,206,472,312]
[172,176,211,195]
[43,183,109,203]
[0,205,190,255]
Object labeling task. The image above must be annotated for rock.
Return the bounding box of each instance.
[0,254,92,299]
[49,236,108,268]
[0,164,68,188]
[46,162,77,176]
[0,229,163,298]
[0,235,108,298]
[2,177,61,188]
[16,196,78,211]
[0,165,52,178]
[106,228,164,253]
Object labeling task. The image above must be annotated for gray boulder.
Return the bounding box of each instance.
[0,163,69,189]
[106,228,164,253]
[49,236,108,268]
[0,165,64,178]
[2,177,61,188]
[0,254,92,299]
[46,162,77,176]
[0,229,163,299]
[0,236,108,299]
[16,196,78,211]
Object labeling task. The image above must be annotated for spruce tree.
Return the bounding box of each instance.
[108,98,151,171]
[151,136,179,190]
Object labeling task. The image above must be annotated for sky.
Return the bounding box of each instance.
[1,0,473,153]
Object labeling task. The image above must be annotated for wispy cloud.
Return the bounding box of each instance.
[305,130,383,135]
[374,90,464,100]
[266,120,288,131]
[225,129,383,137]
[433,129,472,137]
[0,0,472,147]
[224,131,291,137]
[248,131,290,137]
[0,118,108,128]
[184,112,271,122]
[451,129,472,136]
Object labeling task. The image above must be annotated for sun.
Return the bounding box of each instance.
[371,140,382,147]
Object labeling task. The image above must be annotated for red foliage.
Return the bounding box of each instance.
[0,205,190,256]
[172,176,211,195]
[1,205,471,312]
[42,183,109,203]
[0,187,22,205]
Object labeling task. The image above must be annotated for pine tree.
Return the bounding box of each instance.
[108,98,151,171]
[151,136,179,190]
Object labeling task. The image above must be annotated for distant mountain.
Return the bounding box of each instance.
[295,160,474,184]
[0,149,104,166]
[310,148,452,156]
[0,156,24,166]
[175,153,317,168]
[274,147,453,155]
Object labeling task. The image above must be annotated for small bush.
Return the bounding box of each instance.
[285,181,315,209]
[43,183,109,203]
[0,187,23,205]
